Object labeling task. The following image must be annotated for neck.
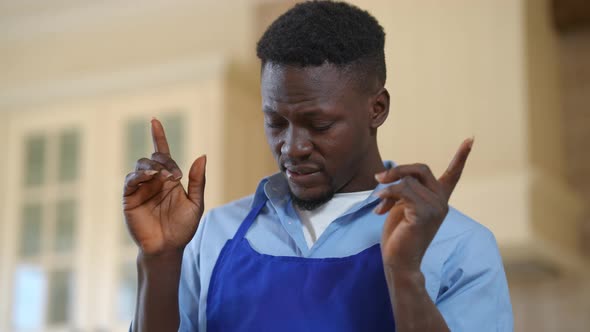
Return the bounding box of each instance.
[338,144,386,193]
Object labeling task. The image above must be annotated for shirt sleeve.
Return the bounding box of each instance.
[178,212,209,332]
[435,226,514,331]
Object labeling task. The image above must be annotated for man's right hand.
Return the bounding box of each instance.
[123,118,206,256]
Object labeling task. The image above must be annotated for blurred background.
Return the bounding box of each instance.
[0,0,589,331]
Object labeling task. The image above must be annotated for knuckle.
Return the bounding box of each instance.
[124,172,136,183]
[431,203,448,220]
[135,158,151,170]
[416,163,431,174]
[389,185,399,194]
[403,175,416,186]
[136,158,164,171]
[166,159,180,169]
[151,153,179,169]
[382,186,398,200]
[401,176,412,189]
[151,152,165,160]
[422,208,437,221]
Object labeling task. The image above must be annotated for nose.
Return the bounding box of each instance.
[281,126,313,160]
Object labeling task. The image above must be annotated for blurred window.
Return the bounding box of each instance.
[47,269,73,324]
[24,135,46,187]
[116,261,137,321]
[58,130,80,183]
[12,265,46,330]
[55,199,77,253]
[12,128,81,331]
[19,203,43,257]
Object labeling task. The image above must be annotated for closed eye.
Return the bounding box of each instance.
[265,121,287,129]
[264,111,288,129]
[311,122,334,132]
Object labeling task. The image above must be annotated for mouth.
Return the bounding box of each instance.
[286,169,318,177]
[283,165,322,185]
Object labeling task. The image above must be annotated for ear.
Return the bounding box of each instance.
[369,87,390,129]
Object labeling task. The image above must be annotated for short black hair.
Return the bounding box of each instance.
[256,0,386,89]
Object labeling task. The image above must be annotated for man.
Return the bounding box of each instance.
[124,1,513,331]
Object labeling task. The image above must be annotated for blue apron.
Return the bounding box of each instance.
[206,198,396,331]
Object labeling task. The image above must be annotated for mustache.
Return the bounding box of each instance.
[280,159,322,173]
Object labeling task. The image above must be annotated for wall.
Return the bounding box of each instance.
[559,28,590,257]
[223,59,277,202]
[0,0,255,107]
[509,274,590,331]
[0,112,9,328]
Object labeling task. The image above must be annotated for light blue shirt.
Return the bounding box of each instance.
[179,163,513,331]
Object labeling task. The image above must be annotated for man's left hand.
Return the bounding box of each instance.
[374,138,474,273]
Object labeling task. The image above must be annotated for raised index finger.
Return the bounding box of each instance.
[151,118,171,155]
[438,137,474,198]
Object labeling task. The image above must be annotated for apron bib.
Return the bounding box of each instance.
[206,198,395,332]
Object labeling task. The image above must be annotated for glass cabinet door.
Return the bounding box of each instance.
[1,79,226,332]
[11,125,82,332]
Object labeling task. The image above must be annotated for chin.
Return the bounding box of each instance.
[289,184,335,211]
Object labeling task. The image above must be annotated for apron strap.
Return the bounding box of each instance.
[232,198,268,241]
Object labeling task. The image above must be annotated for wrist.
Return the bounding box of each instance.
[134,250,183,332]
[384,266,426,290]
[137,249,184,274]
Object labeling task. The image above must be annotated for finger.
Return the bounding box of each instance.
[375,176,423,208]
[151,118,171,155]
[373,197,398,215]
[187,155,207,208]
[122,172,175,210]
[151,152,183,180]
[438,137,474,198]
[123,170,160,196]
[375,163,440,194]
[378,178,447,227]
[135,158,174,178]
[374,174,440,216]
[382,202,405,239]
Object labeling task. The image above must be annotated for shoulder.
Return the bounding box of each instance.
[423,206,503,285]
[428,210,513,330]
[206,194,256,221]
[199,194,257,236]
[433,206,497,247]
[429,206,504,277]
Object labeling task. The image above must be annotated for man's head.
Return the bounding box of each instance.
[257,1,389,210]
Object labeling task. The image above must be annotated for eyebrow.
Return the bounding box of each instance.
[263,107,326,117]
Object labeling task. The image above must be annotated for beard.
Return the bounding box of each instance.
[289,188,335,211]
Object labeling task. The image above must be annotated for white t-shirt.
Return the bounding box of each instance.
[294,190,373,249]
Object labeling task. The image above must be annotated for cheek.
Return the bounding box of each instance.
[322,124,367,168]
[319,128,356,162]
[265,130,282,157]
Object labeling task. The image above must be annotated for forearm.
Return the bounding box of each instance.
[385,267,450,332]
[133,250,184,332]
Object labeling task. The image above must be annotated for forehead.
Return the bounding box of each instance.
[260,63,355,104]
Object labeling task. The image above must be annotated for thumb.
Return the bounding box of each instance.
[187,155,207,207]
